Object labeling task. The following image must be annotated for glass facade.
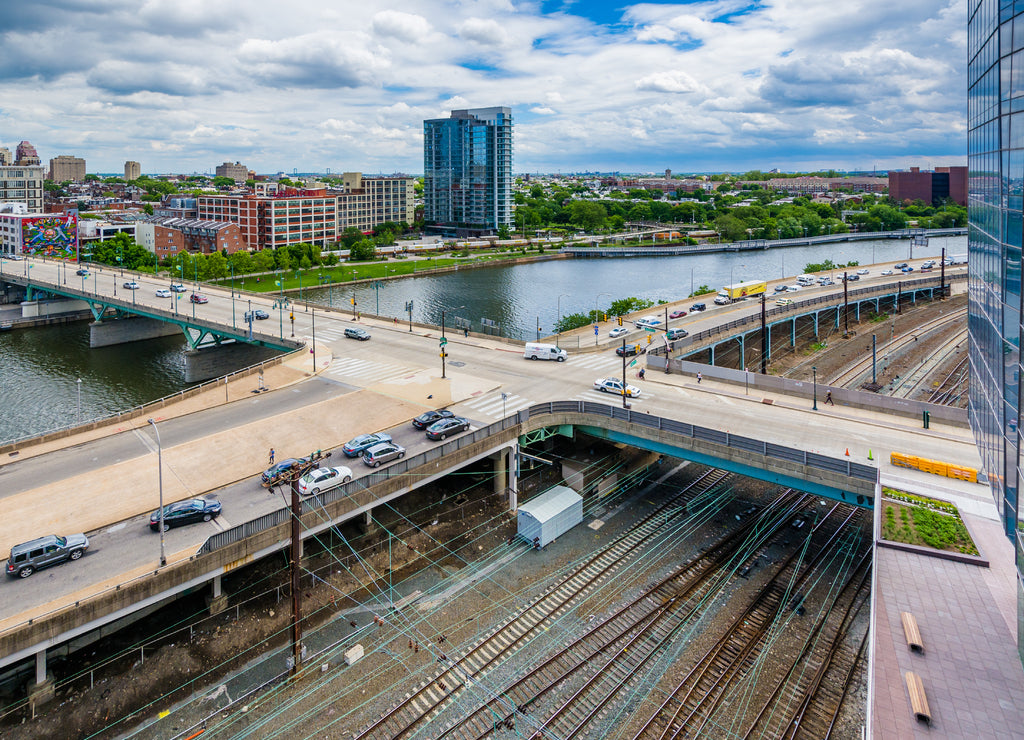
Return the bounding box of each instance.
[968,0,1024,660]
[423,107,513,232]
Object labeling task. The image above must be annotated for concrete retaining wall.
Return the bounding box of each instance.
[89,317,182,347]
[184,342,281,383]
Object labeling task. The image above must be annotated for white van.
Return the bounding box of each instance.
[524,343,567,362]
[796,274,816,286]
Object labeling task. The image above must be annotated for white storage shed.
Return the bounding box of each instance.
[517,485,584,549]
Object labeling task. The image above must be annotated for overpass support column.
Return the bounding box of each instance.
[27,650,54,708]
[813,312,819,337]
[363,509,377,536]
[790,319,796,347]
[738,335,745,369]
[495,444,519,512]
[709,343,716,366]
[208,574,228,615]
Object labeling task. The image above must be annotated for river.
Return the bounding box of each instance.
[0,235,966,443]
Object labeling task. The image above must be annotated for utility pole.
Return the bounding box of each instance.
[843,271,849,336]
[940,246,946,299]
[759,293,767,374]
[290,473,302,676]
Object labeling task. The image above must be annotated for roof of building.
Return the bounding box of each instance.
[518,485,583,524]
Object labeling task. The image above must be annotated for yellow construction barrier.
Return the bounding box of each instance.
[890,452,979,484]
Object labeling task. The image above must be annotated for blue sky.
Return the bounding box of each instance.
[0,0,965,175]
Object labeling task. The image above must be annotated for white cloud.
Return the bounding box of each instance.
[457,18,509,46]
[635,72,702,95]
[372,10,432,42]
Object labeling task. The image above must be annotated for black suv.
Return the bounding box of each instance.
[689,303,706,312]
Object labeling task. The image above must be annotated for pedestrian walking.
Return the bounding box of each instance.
[825,390,834,406]
[269,447,275,464]
[638,367,646,380]
[696,372,702,384]
[464,328,469,338]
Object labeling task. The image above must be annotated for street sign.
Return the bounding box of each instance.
[439,337,448,347]
[593,325,599,335]
[645,326,656,332]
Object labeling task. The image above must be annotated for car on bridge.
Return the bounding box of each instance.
[342,432,393,457]
[594,377,642,397]
[6,533,89,578]
[170,283,187,292]
[856,268,869,275]
[616,344,644,357]
[296,466,353,496]
[413,409,454,429]
[689,303,706,312]
[425,416,470,440]
[880,269,894,275]
[149,499,222,531]
[894,263,908,270]
[123,280,140,290]
[344,327,371,340]
[669,309,687,318]
[253,309,269,320]
[901,266,914,273]
[76,268,89,276]
[190,293,208,304]
[843,274,860,281]
[362,441,406,467]
[155,289,172,298]
[785,285,800,292]
[609,326,629,338]
[774,284,789,293]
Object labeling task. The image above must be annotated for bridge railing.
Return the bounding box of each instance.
[197,401,876,557]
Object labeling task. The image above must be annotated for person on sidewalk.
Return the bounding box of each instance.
[638,368,646,380]
[696,372,702,384]
[825,390,834,406]
[269,448,275,464]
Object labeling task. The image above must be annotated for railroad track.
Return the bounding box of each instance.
[350,468,732,740]
[891,328,967,399]
[927,355,969,406]
[826,308,967,388]
[434,490,811,740]
[630,502,865,739]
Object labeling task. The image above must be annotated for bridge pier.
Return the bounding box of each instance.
[185,342,278,383]
[22,297,89,318]
[27,649,54,709]
[90,316,180,347]
[362,509,377,536]
[207,574,229,616]
[493,445,518,512]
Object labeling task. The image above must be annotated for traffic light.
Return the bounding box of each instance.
[617,316,623,326]
[603,313,608,322]
[646,334,652,344]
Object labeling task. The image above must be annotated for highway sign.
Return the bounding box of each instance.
[439,337,448,347]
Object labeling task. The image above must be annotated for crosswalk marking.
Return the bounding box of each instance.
[575,389,654,404]
[326,358,422,383]
[569,354,630,371]
[460,392,534,418]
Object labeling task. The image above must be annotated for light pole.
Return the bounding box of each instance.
[595,291,610,345]
[440,305,464,379]
[556,293,568,344]
[812,366,818,411]
[147,419,167,567]
[76,378,82,424]
[501,392,507,421]
[374,281,382,316]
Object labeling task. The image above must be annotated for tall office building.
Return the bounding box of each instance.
[423,107,513,235]
[215,161,250,183]
[0,166,46,212]
[967,0,1024,657]
[15,141,40,166]
[124,161,141,181]
[48,155,86,182]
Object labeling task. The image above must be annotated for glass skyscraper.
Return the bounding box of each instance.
[423,107,513,234]
[968,0,1024,656]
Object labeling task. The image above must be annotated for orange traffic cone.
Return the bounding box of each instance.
[844,448,850,456]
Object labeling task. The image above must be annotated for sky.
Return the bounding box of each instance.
[0,0,966,176]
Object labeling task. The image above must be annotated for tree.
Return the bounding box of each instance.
[348,239,377,261]
[568,201,607,231]
[252,249,275,273]
[228,250,254,274]
[212,176,235,188]
[713,213,749,242]
[205,251,228,279]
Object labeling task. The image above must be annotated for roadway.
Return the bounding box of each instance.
[0,253,981,631]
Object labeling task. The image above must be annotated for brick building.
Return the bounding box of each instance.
[15,141,40,166]
[136,218,246,260]
[124,161,141,181]
[49,155,86,182]
[889,166,967,206]
[214,162,251,183]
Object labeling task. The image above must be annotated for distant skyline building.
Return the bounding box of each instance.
[14,141,40,166]
[215,161,251,183]
[423,106,513,235]
[48,155,86,183]
[889,166,967,206]
[0,148,11,166]
[124,161,141,181]
[0,165,46,212]
[967,0,1024,662]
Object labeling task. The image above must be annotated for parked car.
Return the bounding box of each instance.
[362,442,406,467]
[609,326,629,338]
[190,293,208,304]
[344,327,371,340]
[669,309,687,318]
[342,432,393,457]
[75,268,89,276]
[155,289,172,298]
[594,377,642,397]
[296,466,353,496]
[616,344,644,357]
[149,498,222,531]
[170,282,187,292]
[261,458,302,486]
[856,268,869,275]
[690,303,706,312]
[253,309,269,320]
[413,409,455,429]
[425,416,470,440]
[6,534,89,578]
[123,280,140,290]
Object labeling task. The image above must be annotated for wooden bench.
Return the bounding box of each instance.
[905,671,931,725]
[901,611,924,653]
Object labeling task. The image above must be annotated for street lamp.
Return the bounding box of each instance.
[440,305,464,379]
[595,291,610,345]
[556,293,569,344]
[812,366,818,411]
[374,281,383,316]
[76,378,82,424]
[147,418,167,567]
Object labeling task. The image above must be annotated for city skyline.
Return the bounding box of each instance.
[1,0,965,174]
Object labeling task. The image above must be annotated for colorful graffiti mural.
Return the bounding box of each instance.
[21,214,77,258]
